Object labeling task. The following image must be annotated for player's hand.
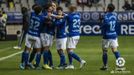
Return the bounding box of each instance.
[48,12,52,17]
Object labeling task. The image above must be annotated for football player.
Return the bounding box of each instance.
[96,4,122,70]
[19,5,44,70]
[55,6,67,69]
[65,5,86,69]
[40,4,55,70]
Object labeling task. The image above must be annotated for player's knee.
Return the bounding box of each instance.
[67,48,74,52]
[25,46,31,52]
[111,47,118,52]
[67,49,74,54]
[58,49,64,55]
[31,48,37,54]
[43,46,49,50]
[36,48,41,52]
[103,49,108,54]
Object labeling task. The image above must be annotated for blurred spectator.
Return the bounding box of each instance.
[13,7,29,49]
[77,0,89,6]
[2,11,7,27]
[132,0,134,10]
[7,0,14,9]
[0,0,2,7]
[87,0,93,7]
[57,0,61,5]
[0,11,7,40]
[122,0,131,11]
[91,0,100,4]
[64,0,71,7]
[35,0,51,7]
[77,0,100,7]
[55,0,70,6]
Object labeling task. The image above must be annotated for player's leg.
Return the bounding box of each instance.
[56,38,67,69]
[100,48,108,70]
[1,30,5,40]
[41,33,52,69]
[29,48,37,64]
[20,34,32,69]
[42,46,52,70]
[48,35,54,67]
[111,39,120,59]
[57,49,66,69]
[34,48,41,69]
[20,46,31,69]
[66,36,86,69]
[18,30,27,47]
[100,39,109,70]
[14,30,26,49]
[32,37,42,68]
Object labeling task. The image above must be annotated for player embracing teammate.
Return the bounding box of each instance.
[20,5,44,69]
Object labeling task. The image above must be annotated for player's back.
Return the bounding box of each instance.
[67,12,81,37]
[28,12,44,37]
[102,12,117,39]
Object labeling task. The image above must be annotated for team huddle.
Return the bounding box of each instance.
[20,2,86,70]
[19,2,125,70]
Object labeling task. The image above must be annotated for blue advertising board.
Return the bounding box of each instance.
[6,12,134,36]
[80,22,134,36]
[7,12,22,24]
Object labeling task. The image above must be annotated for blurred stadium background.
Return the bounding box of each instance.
[0,0,133,40]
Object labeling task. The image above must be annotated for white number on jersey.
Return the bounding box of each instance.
[109,21,116,31]
[30,19,40,30]
[73,19,80,28]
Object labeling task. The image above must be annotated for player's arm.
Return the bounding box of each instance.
[50,14,64,19]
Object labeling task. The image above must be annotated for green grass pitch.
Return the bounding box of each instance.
[0,36,133,75]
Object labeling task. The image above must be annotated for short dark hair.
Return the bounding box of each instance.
[56,6,63,11]
[44,3,52,10]
[33,5,42,15]
[32,4,38,10]
[107,4,115,12]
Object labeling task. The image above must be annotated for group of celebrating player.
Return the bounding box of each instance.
[19,1,124,71]
[19,2,86,70]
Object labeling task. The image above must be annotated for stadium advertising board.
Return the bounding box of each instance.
[80,12,134,36]
[80,22,134,36]
[6,12,134,35]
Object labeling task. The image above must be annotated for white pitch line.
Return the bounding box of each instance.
[0,51,22,61]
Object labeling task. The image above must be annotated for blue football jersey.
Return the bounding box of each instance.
[55,16,67,38]
[28,12,44,37]
[41,11,55,35]
[102,12,118,39]
[67,12,81,37]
